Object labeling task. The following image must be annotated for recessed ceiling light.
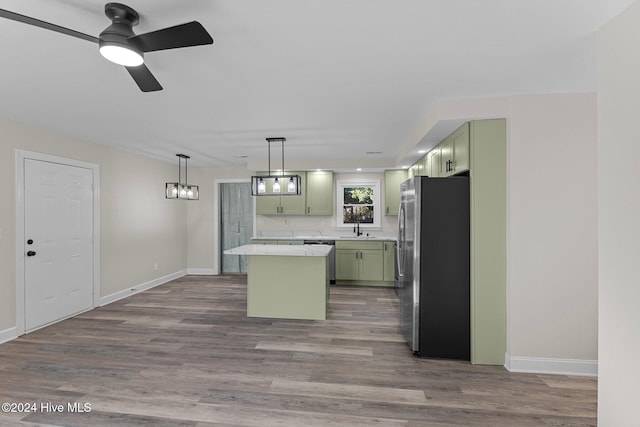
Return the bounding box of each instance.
[356,168,362,171]
[418,149,427,154]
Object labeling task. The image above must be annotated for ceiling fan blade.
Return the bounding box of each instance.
[0,8,98,43]
[126,64,162,92]
[128,21,213,53]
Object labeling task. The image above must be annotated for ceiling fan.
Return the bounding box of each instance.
[0,2,214,92]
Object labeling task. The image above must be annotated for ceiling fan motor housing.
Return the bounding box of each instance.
[99,3,142,59]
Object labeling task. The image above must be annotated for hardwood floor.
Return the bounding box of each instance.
[0,275,597,426]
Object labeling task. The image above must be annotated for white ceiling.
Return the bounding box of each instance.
[0,0,634,169]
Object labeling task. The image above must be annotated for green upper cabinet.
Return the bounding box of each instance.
[440,136,454,176]
[255,171,307,215]
[407,164,417,179]
[384,169,407,216]
[428,148,441,177]
[305,171,334,216]
[441,123,470,176]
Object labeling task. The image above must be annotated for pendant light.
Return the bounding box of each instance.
[165,154,199,200]
[251,137,301,196]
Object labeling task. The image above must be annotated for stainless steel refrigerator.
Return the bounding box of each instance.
[396,176,470,360]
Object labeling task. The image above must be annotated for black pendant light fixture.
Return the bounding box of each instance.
[166,154,199,200]
[251,137,301,196]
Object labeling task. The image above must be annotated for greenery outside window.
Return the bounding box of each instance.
[336,179,381,228]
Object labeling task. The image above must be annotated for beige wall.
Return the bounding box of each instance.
[507,94,599,361]
[0,119,187,333]
[597,1,640,424]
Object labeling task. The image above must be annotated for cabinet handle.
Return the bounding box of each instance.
[307,206,310,214]
[386,206,389,214]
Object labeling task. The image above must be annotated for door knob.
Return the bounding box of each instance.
[27,251,36,257]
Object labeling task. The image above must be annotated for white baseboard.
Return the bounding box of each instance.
[0,327,18,344]
[187,268,217,275]
[99,270,187,307]
[505,353,598,377]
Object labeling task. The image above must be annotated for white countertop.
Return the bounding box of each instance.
[252,232,396,241]
[225,244,333,257]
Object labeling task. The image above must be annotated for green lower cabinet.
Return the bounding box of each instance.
[277,240,303,245]
[335,240,394,286]
[251,240,278,245]
[336,250,360,280]
[358,250,383,281]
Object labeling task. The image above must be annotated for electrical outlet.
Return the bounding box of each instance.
[153,262,159,271]
[283,219,288,226]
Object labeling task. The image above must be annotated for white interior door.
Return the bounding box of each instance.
[24,159,94,331]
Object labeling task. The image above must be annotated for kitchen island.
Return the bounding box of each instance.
[224,244,333,320]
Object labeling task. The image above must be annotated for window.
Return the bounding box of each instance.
[336,179,381,228]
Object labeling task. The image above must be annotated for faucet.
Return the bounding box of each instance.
[354,221,363,237]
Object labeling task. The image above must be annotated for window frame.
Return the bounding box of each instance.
[335,179,381,229]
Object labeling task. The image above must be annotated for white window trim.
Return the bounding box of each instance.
[335,179,381,228]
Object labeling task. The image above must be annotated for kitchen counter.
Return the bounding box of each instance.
[225,244,332,257]
[251,233,396,242]
[224,244,331,320]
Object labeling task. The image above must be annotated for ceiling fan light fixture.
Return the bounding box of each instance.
[99,43,143,66]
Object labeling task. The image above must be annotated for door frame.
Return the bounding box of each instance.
[15,150,101,335]
[213,178,254,275]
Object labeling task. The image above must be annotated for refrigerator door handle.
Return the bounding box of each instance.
[397,202,405,277]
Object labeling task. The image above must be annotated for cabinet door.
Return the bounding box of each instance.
[306,171,334,215]
[407,164,417,179]
[336,249,359,280]
[451,122,470,174]
[429,149,441,177]
[280,172,306,215]
[440,137,454,177]
[384,169,407,216]
[423,154,432,177]
[254,174,281,215]
[255,194,281,215]
[359,250,384,281]
[420,155,429,176]
[383,241,395,282]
